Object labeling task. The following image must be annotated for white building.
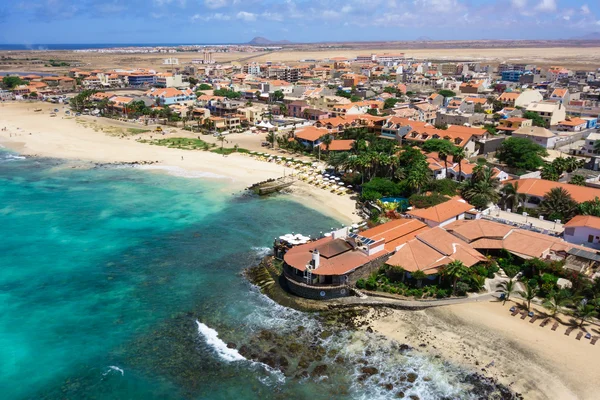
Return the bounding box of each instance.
[407,198,476,228]
[513,126,559,149]
[163,58,179,65]
[525,101,567,127]
[582,132,600,156]
[564,215,600,250]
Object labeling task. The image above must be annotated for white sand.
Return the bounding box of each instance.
[366,300,600,400]
[0,102,361,224]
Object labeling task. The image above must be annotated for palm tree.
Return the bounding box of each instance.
[321,135,333,152]
[543,290,572,318]
[500,182,526,211]
[540,164,559,181]
[328,151,350,172]
[564,156,583,173]
[411,269,427,288]
[452,147,465,182]
[266,131,276,149]
[438,148,449,179]
[443,260,469,295]
[539,187,578,221]
[462,165,500,209]
[518,281,538,311]
[406,160,430,194]
[569,175,586,186]
[571,303,598,327]
[216,134,227,156]
[496,278,516,305]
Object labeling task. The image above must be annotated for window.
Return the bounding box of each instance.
[588,235,594,243]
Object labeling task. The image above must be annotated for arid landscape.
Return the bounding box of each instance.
[3,40,600,74]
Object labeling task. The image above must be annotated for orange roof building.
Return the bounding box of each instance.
[507,178,600,204]
[407,198,475,227]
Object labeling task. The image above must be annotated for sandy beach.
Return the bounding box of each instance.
[0,101,361,224]
[363,299,600,400]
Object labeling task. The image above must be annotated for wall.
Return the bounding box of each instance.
[564,226,600,250]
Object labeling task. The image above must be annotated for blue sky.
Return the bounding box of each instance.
[1,0,600,44]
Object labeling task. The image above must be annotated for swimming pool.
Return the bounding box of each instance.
[380,197,409,211]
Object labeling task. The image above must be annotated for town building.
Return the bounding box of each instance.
[564,215,600,250]
[512,126,559,149]
[407,198,477,228]
[507,178,600,209]
[525,102,567,127]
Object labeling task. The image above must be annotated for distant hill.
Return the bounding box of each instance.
[248,37,292,45]
[571,32,600,40]
[415,36,433,42]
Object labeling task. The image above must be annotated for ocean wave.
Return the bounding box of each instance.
[0,153,26,162]
[135,165,228,180]
[195,320,246,362]
[103,365,124,376]
[251,246,272,258]
[195,320,286,384]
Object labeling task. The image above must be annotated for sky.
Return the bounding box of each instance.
[1,0,600,44]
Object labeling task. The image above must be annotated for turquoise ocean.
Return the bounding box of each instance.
[0,149,499,399]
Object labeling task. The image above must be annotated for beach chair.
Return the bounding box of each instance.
[591,336,599,345]
[520,311,528,320]
[511,308,519,316]
[551,322,559,331]
[565,326,576,336]
[540,318,550,328]
[576,332,583,340]
[529,315,539,324]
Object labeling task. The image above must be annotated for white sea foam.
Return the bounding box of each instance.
[135,165,228,180]
[251,246,272,258]
[195,320,246,362]
[0,154,26,162]
[103,365,124,376]
[195,320,286,384]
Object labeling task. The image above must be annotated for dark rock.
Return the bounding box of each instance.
[311,364,328,377]
[383,383,394,390]
[407,372,418,383]
[366,326,374,333]
[361,366,379,376]
[419,343,426,347]
[395,391,405,398]
[298,357,310,370]
[226,342,236,349]
[319,330,332,340]
[399,344,411,352]
[409,396,420,400]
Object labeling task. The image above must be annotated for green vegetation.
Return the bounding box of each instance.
[141,137,215,151]
[383,98,399,109]
[2,75,25,89]
[272,90,284,102]
[569,175,586,186]
[579,197,600,217]
[126,128,151,135]
[213,88,242,99]
[438,89,456,98]
[198,83,212,91]
[211,146,249,155]
[523,111,548,128]
[496,137,548,172]
[539,187,577,222]
[461,165,500,209]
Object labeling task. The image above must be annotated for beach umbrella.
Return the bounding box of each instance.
[351,223,359,229]
[334,177,341,181]
[324,174,330,177]
[338,182,345,186]
[324,232,332,237]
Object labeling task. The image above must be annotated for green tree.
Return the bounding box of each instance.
[406,160,431,194]
[579,197,600,217]
[421,139,456,154]
[496,137,548,172]
[452,147,466,182]
[438,147,450,179]
[461,165,500,209]
[539,187,577,221]
[383,86,398,94]
[216,134,228,155]
[523,111,547,128]
[541,164,560,181]
[543,290,572,318]
[198,83,212,90]
[443,260,469,295]
[366,108,378,116]
[497,279,516,305]
[2,76,25,89]
[571,302,598,327]
[569,175,586,186]
[438,89,456,98]
[350,95,361,102]
[500,181,526,211]
[188,77,199,86]
[518,281,538,311]
[384,98,399,109]
[321,135,333,151]
[411,269,427,288]
[266,131,276,148]
[434,123,449,130]
[272,90,284,102]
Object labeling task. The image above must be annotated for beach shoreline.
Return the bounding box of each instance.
[0,101,361,225]
[362,299,600,400]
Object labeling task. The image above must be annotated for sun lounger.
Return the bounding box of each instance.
[551,322,559,331]
[511,308,519,316]
[520,312,528,320]
[565,327,576,336]
[540,318,550,327]
[529,315,539,323]
[576,332,584,340]
[591,336,599,345]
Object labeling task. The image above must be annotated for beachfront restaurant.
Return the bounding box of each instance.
[281,219,429,299]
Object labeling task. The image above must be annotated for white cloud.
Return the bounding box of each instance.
[236,11,256,21]
[204,0,228,9]
[341,5,353,13]
[535,0,556,12]
[581,4,591,15]
[191,12,231,21]
[262,12,283,22]
[511,0,527,8]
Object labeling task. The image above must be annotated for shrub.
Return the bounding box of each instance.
[436,289,448,299]
[365,277,378,291]
[356,279,366,289]
[456,282,470,296]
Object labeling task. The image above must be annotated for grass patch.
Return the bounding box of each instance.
[127,128,151,135]
[211,147,250,155]
[140,137,215,150]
